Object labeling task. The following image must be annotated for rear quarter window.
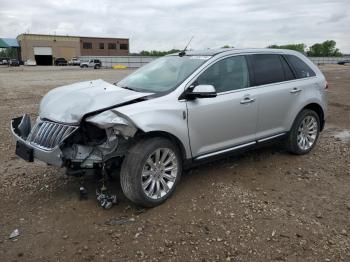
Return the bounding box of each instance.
[280,56,295,81]
[251,54,285,86]
[285,55,316,78]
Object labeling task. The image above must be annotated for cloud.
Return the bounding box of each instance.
[0,0,349,53]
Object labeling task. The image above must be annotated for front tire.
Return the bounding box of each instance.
[287,109,320,155]
[120,137,182,207]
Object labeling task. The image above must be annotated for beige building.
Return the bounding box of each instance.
[18,34,80,65]
[17,34,129,65]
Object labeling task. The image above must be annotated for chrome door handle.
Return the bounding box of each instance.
[290,88,302,94]
[240,97,255,104]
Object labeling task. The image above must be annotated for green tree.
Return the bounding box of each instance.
[221,45,234,48]
[267,43,306,53]
[307,40,342,57]
[0,48,18,59]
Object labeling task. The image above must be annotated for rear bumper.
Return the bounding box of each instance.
[11,115,64,167]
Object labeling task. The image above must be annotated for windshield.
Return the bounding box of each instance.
[117,55,210,93]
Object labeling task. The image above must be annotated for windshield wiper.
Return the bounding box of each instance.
[120,86,138,92]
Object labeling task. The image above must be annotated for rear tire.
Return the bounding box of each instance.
[286,109,320,155]
[120,137,182,207]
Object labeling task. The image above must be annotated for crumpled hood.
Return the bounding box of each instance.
[39,79,151,124]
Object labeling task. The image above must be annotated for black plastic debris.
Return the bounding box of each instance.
[79,186,88,200]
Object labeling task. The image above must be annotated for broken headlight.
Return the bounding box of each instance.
[85,110,137,138]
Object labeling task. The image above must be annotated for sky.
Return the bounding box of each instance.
[0,0,349,53]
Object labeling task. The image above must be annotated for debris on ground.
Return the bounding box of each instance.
[96,189,117,209]
[9,229,20,239]
[105,217,135,226]
[79,186,88,200]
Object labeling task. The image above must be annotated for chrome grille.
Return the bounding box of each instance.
[27,120,78,150]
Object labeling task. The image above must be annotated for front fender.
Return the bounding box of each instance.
[116,99,192,159]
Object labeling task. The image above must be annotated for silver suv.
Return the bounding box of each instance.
[11,48,327,207]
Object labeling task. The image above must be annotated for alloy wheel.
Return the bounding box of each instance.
[297,115,318,151]
[141,148,178,200]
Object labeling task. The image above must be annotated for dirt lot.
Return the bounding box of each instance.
[0,65,349,262]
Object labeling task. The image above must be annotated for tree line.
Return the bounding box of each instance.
[133,40,343,57]
[268,40,342,57]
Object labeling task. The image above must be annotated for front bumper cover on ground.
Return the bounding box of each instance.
[11,115,65,167]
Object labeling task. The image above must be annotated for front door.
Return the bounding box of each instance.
[186,55,258,158]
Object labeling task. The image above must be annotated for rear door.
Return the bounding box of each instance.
[249,54,305,139]
[186,55,259,158]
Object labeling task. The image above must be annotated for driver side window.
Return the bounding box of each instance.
[196,55,250,93]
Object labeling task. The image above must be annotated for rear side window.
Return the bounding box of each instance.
[280,56,295,81]
[285,55,316,78]
[197,55,250,93]
[251,54,285,85]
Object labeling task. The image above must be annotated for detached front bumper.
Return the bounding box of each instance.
[11,115,77,167]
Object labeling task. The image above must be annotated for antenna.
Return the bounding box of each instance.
[179,36,194,57]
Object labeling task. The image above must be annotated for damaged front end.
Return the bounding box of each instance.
[63,110,137,169]
[11,114,77,166]
[11,110,138,170]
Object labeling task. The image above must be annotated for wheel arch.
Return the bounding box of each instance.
[301,103,325,131]
[135,130,188,161]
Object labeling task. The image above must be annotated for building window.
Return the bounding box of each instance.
[99,43,104,49]
[83,42,92,49]
[108,43,116,49]
[120,44,128,50]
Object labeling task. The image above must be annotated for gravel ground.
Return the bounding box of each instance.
[0,65,349,262]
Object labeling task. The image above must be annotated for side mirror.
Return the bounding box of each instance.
[185,85,217,99]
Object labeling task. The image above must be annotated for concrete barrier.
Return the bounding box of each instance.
[308,56,350,65]
[79,56,158,68]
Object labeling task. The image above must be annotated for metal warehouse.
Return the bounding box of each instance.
[17,34,129,65]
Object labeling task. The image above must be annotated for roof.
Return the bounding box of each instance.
[169,48,300,57]
[0,38,19,48]
[185,48,233,56]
